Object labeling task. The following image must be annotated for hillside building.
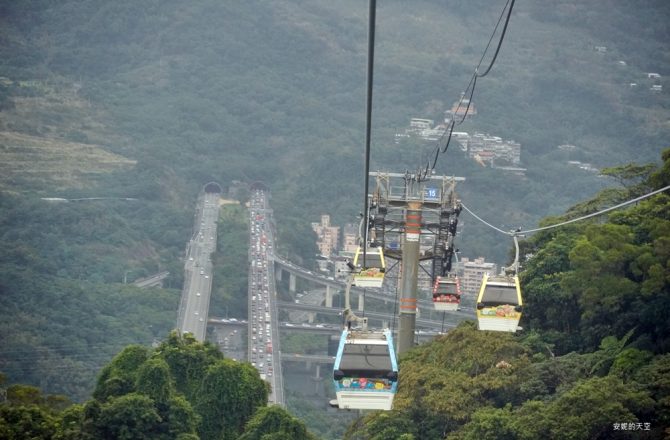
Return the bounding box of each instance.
[311,215,339,257]
[446,97,477,121]
[467,133,521,166]
[409,118,434,130]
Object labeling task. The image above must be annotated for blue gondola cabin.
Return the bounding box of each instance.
[333,328,398,410]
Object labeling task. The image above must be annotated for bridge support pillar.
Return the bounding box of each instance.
[382,320,389,329]
[289,273,296,293]
[276,267,283,281]
[308,312,315,324]
[325,285,333,308]
[313,364,323,395]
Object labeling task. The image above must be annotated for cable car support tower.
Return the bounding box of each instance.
[367,172,465,355]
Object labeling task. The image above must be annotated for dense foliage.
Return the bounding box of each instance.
[1,333,318,439]
[210,204,250,319]
[0,193,186,400]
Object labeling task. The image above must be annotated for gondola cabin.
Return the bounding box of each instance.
[476,274,522,332]
[352,246,386,288]
[432,276,461,311]
[333,329,398,410]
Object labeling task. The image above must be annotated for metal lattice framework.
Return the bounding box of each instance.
[368,172,464,284]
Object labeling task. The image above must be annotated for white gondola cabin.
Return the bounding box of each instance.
[333,328,398,410]
[352,246,386,288]
[432,275,461,311]
[476,273,523,332]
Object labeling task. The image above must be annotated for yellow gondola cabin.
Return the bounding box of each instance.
[476,273,522,332]
[352,246,386,288]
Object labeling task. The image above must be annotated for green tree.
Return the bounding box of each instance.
[239,406,317,440]
[514,376,654,440]
[600,163,657,191]
[154,331,223,402]
[94,345,150,402]
[447,405,516,440]
[344,410,416,440]
[93,393,162,440]
[633,354,670,433]
[165,395,200,439]
[195,359,268,440]
[0,404,59,440]
[136,357,174,404]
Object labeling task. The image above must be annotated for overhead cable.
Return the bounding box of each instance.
[362,0,377,267]
[475,0,515,78]
[415,0,516,181]
[461,184,670,237]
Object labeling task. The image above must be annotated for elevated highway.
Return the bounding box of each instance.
[247,189,284,406]
[133,271,170,288]
[276,301,460,330]
[274,256,476,319]
[177,191,220,341]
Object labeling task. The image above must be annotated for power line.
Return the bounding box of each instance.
[362,0,377,269]
[475,0,515,78]
[461,184,670,237]
[415,0,516,181]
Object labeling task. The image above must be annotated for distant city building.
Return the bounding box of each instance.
[458,257,498,296]
[312,215,340,257]
[342,223,359,253]
[648,72,661,80]
[446,97,477,121]
[651,84,663,93]
[409,118,434,130]
[594,46,608,53]
[467,133,521,166]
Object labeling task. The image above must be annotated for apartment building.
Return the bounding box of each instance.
[458,257,498,296]
[311,215,340,257]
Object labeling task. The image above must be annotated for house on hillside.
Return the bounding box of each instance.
[446,97,477,121]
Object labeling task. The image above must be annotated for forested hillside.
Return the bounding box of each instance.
[0,0,668,434]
